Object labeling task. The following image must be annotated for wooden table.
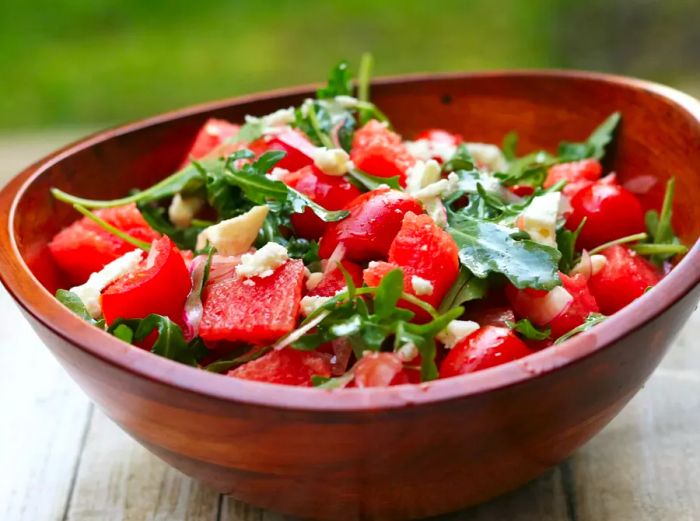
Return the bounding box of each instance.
[1,134,699,521]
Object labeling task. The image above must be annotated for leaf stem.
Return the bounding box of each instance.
[588,232,647,255]
[631,243,688,256]
[73,204,151,251]
[307,103,335,149]
[357,53,373,103]
[400,292,439,319]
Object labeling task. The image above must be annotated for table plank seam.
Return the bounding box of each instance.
[560,459,579,521]
[60,404,94,521]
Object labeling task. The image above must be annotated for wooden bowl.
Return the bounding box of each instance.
[1,71,699,521]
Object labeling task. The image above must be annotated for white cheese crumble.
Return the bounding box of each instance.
[437,320,480,349]
[305,272,324,292]
[69,250,144,318]
[267,167,289,181]
[168,194,204,229]
[311,147,352,176]
[245,107,295,131]
[405,139,457,163]
[235,242,289,279]
[405,159,442,194]
[396,342,419,362]
[465,143,508,173]
[300,295,331,317]
[334,95,360,108]
[196,205,269,256]
[411,276,434,296]
[517,192,561,247]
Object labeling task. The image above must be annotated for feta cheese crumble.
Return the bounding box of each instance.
[305,272,324,292]
[168,194,204,229]
[245,107,296,132]
[196,205,269,256]
[300,295,331,317]
[466,143,508,173]
[411,275,434,296]
[396,342,419,362]
[437,320,480,349]
[311,147,352,176]
[69,250,144,318]
[405,139,457,163]
[405,159,441,195]
[235,242,289,279]
[517,192,562,247]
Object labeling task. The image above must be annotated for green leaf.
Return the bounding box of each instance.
[108,314,207,367]
[55,289,104,327]
[137,201,204,250]
[204,346,271,373]
[502,131,518,161]
[233,120,264,143]
[373,269,405,319]
[437,267,488,313]
[507,319,551,340]
[494,150,554,188]
[347,168,401,191]
[442,144,476,173]
[312,372,354,389]
[557,112,621,161]
[51,161,206,209]
[554,313,607,345]
[640,178,687,264]
[316,61,353,99]
[557,217,586,273]
[447,213,561,290]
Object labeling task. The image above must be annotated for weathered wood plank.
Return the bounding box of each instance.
[0,288,93,521]
[64,409,220,521]
[568,310,700,521]
[220,496,290,521]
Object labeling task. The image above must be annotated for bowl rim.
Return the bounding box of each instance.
[1,69,699,412]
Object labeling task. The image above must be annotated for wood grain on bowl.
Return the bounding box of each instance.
[0,71,699,520]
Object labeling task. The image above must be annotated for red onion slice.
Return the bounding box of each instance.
[530,286,574,326]
[571,249,592,280]
[330,339,353,376]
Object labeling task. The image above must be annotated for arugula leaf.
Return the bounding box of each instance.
[55,289,105,328]
[501,131,518,161]
[204,346,271,373]
[107,314,208,366]
[347,168,401,191]
[494,150,554,188]
[438,267,488,313]
[51,161,206,209]
[442,144,476,173]
[557,112,621,161]
[137,201,204,250]
[638,178,687,264]
[312,372,355,389]
[373,269,405,319]
[447,213,561,290]
[554,313,607,345]
[295,99,356,150]
[285,237,320,264]
[316,61,353,99]
[233,119,264,143]
[507,319,551,341]
[557,217,587,273]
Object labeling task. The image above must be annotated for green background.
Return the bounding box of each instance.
[2,0,698,130]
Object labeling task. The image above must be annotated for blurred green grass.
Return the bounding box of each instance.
[1,0,698,130]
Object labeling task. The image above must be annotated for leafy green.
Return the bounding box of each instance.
[137,201,204,250]
[288,268,463,381]
[312,373,354,389]
[507,319,551,340]
[55,289,105,328]
[51,161,206,209]
[285,237,320,264]
[442,144,476,173]
[494,150,554,188]
[557,217,586,273]
[637,178,687,264]
[233,119,264,143]
[204,346,271,373]
[447,212,561,290]
[501,131,518,161]
[554,313,607,345]
[107,314,208,366]
[438,267,488,313]
[557,112,621,161]
[588,232,648,255]
[316,60,353,99]
[294,99,355,150]
[347,168,401,191]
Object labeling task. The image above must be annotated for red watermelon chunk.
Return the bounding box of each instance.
[199,259,305,344]
[48,204,159,285]
[228,348,331,386]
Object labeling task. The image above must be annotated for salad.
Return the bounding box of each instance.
[49,57,688,388]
